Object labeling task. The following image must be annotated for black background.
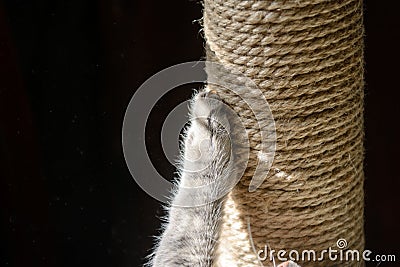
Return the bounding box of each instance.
[0,0,399,266]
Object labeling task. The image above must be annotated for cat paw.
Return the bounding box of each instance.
[191,89,230,135]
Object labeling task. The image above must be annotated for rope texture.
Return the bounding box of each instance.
[203,0,365,266]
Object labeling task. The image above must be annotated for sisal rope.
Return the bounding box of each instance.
[203,0,365,266]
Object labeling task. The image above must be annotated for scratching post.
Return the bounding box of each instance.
[203,0,365,266]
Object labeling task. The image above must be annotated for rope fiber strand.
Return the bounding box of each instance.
[203,0,365,266]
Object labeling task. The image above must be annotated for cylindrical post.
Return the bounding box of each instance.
[204,0,365,266]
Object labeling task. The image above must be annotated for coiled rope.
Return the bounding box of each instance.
[203,0,365,266]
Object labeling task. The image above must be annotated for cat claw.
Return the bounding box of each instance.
[199,88,220,100]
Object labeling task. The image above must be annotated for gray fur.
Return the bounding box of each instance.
[147,89,238,267]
